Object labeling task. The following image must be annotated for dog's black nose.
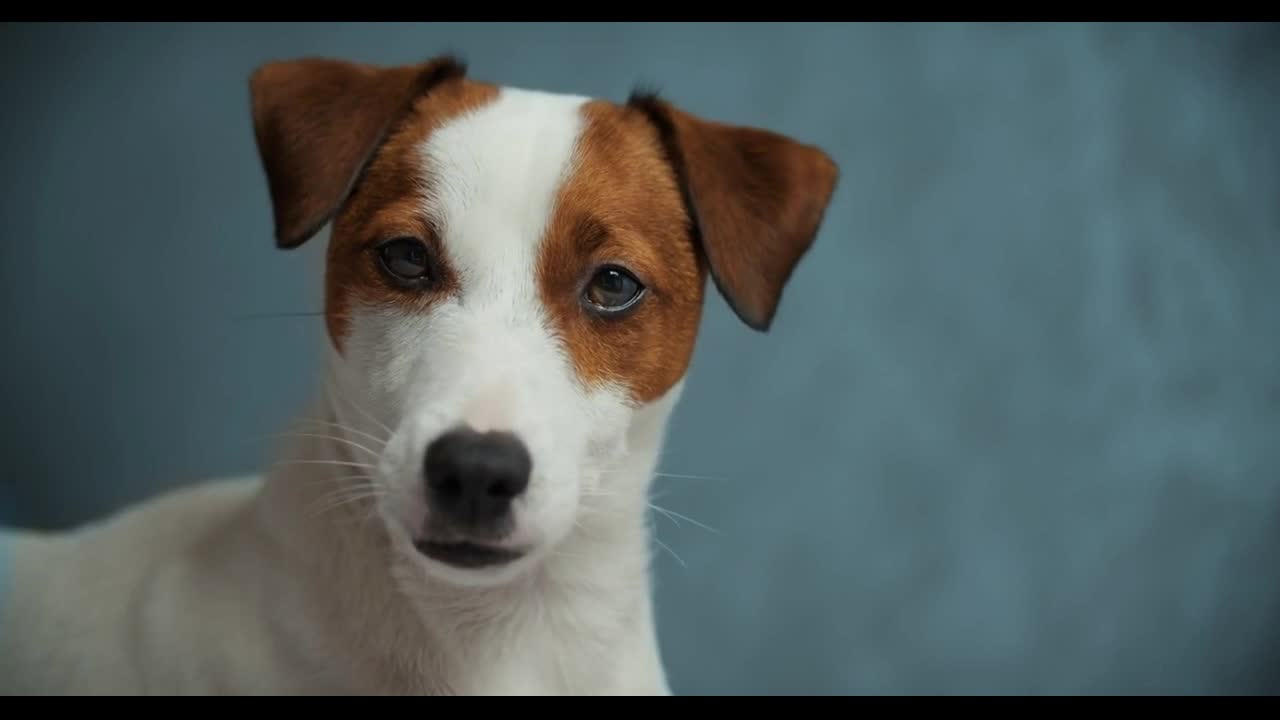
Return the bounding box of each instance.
[424,427,532,528]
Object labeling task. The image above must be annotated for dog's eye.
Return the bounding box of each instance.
[583,266,645,313]
[376,237,431,282]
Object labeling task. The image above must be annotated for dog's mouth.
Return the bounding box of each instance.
[413,539,525,569]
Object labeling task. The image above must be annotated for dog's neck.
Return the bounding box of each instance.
[252,364,679,694]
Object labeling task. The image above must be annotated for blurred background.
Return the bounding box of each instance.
[1,22,1277,695]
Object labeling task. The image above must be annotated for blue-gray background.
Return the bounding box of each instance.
[1,22,1277,695]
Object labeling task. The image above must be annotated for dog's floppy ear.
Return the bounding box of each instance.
[249,55,466,249]
[629,93,839,332]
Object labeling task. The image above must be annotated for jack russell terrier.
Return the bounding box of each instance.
[0,54,838,695]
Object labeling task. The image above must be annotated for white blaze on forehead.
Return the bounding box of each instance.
[418,86,591,307]
[409,86,595,437]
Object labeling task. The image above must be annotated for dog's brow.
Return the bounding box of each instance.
[572,214,611,253]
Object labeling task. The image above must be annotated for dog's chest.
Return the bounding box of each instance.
[412,581,657,696]
[454,646,602,696]
[442,613,619,694]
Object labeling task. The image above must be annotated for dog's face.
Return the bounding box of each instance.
[250,56,837,586]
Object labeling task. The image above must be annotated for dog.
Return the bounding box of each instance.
[0,54,838,695]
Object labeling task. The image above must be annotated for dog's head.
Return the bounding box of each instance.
[250,55,838,586]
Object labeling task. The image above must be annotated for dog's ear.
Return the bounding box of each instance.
[249,55,466,249]
[629,93,839,332]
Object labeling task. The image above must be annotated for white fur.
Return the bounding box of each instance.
[0,86,683,695]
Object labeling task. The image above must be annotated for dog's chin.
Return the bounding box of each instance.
[378,484,581,590]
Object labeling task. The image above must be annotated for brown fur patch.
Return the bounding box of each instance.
[323,78,501,347]
[537,101,708,406]
[250,56,468,250]
[627,93,839,332]
[249,56,500,351]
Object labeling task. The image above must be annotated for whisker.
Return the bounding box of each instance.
[653,472,725,482]
[274,432,382,460]
[597,468,726,482]
[272,459,375,471]
[649,503,682,528]
[326,377,394,438]
[652,537,687,569]
[648,503,720,535]
[309,479,382,494]
[306,495,370,518]
[305,485,386,518]
[293,418,389,450]
[307,497,379,520]
[311,483,383,498]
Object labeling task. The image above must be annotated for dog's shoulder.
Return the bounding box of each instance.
[0,474,266,694]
